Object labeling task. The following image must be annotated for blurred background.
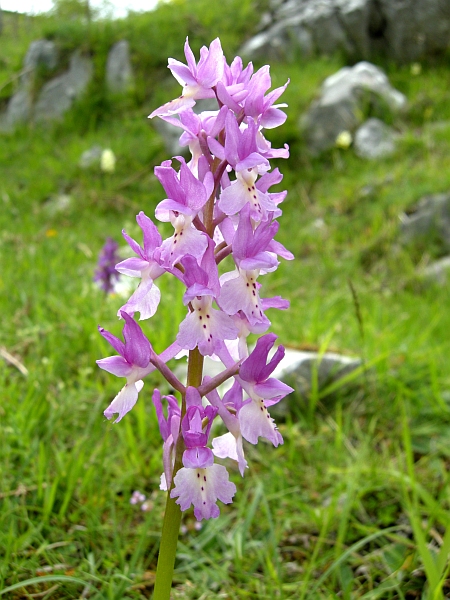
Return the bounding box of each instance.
[1,1,450,598]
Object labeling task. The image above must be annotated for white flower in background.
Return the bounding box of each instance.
[101,148,116,173]
[335,130,352,149]
[410,63,422,76]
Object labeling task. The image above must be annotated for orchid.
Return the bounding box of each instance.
[97,38,293,600]
[94,237,120,293]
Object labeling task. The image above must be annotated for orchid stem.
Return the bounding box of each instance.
[152,348,204,600]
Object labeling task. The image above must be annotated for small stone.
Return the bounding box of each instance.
[79,145,103,169]
[269,348,362,419]
[105,40,134,94]
[354,118,396,159]
[421,256,450,285]
[400,192,450,251]
[302,62,405,154]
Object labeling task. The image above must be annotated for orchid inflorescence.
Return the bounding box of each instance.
[97,38,294,522]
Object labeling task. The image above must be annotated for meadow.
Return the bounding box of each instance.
[1,2,450,598]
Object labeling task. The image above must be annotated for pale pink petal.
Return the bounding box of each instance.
[212,432,248,476]
[239,398,283,447]
[104,381,144,423]
[119,280,161,320]
[115,257,149,277]
[171,463,236,521]
[96,356,132,378]
[149,96,196,118]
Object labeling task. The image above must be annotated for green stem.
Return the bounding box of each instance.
[152,348,204,600]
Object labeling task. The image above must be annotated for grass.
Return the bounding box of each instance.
[1,5,450,598]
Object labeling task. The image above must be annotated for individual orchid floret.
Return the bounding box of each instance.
[177,244,238,356]
[170,461,236,521]
[181,398,218,469]
[156,107,228,174]
[153,389,181,490]
[94,237,120,293]
[154,158,213,267]
[149,38,225,118]
[97,311,154,423]
[237,333,293,446]
[219,264,290,329]
[208,114,279,220]
[171,388,236,521]
[207,380,248,476]
[232,205,280,271]
[116,212,165,320]
[209,112,269,174]
[154,158,214,219]
[215,56,253,112]
[244,65,289,129]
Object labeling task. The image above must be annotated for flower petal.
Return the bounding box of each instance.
[171,463,236,521]
[96,355,132,378]
[104,381,144,423]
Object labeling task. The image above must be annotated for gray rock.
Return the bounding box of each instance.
[303,1,353,56]
[336,0,371,57]
[24,39,58,75]
[243,0,450,64]
[354,117,396,159]
[241,23,314,61]
[400,192,450,251]
[79,145,103,168]
[3,88,33,129]
[421,256,450,285]
[34,51,93,122]
[1,39,59,130]
[106,40,134,94]
[378,0,450,63]
[43,194,72,216]
[302,61,406,154]
[270,348,363,418]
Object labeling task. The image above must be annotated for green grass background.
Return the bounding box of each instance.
[1,2,450,598]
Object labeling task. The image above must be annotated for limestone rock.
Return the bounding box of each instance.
[243,0,450,64]
[34,52,93,122]
[3,88,33,128]
[302,61,406,154]
[422,256,450,285]
[106,40,134,94]
[400,192,450,251]
[1,39,58,130]
[354,117,396,159]
[79,145,103,169]
[270,348,363,418]
[24,39,58,75]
